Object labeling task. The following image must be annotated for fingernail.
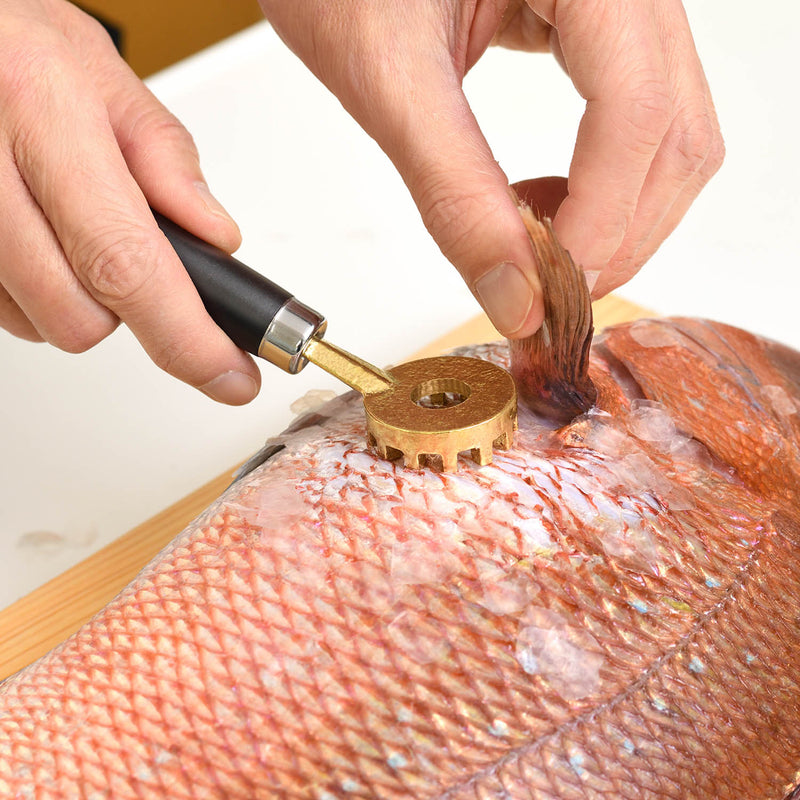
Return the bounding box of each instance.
[200,371,258,405]
[194,181,237,225]
[474,262,535,336]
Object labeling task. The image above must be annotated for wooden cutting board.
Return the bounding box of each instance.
[0,295,649,680]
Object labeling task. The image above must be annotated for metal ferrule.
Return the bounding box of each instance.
[258,298,327,374]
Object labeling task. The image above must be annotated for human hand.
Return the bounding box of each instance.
[0,0,261,404]
[259,0,723,337]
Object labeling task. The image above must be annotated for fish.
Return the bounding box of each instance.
[2,214,800,800]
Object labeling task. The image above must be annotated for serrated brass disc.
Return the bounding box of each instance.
[363,356,517,471]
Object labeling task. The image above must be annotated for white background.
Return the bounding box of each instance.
[1,2,798,608]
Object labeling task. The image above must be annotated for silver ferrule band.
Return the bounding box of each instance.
[258,298,327,374]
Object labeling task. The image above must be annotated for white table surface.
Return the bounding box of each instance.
[1,2,798,609]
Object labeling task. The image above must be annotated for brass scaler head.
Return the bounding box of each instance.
[303,337,518,472]
[151,213,515,472]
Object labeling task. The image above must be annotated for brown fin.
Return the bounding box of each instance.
[510,208,597,423]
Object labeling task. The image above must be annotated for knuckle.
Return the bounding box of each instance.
[668,113,717,177]
[1,29,109,174]
[48,315,117,354]
[665,109,725,186]
[151,338,196,381]
[76,231,158,307]
[120,104,199,160]
[615,79,673,147]
[703,131,726,178]
[588,211,630,251]
[417,179,505,265]
[140,110,197,152]
[73,12,115,52]
[1,33,67,119]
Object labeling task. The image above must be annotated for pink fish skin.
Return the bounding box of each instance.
[2,312,800,799]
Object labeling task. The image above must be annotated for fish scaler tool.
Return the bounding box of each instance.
[155,212,517,472]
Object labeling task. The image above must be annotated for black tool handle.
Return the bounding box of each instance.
[154,211,325,373]
[153,211,291,356]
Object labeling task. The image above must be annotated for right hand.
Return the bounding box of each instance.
[0,0,261,404]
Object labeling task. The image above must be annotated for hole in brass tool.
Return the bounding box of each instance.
[421,454,444,471]
[412,378,471,409]
[494,432,511,449]
[385,445,404,462]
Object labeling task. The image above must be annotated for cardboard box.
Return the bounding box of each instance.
[78,0,264,77]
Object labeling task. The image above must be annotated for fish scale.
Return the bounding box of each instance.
[4,294,800,798]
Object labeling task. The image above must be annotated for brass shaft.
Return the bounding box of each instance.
[303,337,396,396]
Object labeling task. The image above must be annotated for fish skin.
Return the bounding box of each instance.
[2,314,800,798]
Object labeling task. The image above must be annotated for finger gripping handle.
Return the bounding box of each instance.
[154,211,325,373]
[154,211,291,355]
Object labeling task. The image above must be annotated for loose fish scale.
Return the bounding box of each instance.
[2,319,800,798]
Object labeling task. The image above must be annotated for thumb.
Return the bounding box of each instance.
[378,83,544,339]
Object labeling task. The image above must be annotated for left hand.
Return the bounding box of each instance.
[498,0,724,297]
[259,0,723,334]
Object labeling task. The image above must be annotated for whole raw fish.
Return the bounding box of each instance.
[2,216,800,799]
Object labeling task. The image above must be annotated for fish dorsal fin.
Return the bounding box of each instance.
[510,209,597,423]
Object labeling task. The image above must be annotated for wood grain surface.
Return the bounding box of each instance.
[0,296,649,680]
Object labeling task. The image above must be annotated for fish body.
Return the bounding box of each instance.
[3,217,800,798]
[2,313,800,799]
